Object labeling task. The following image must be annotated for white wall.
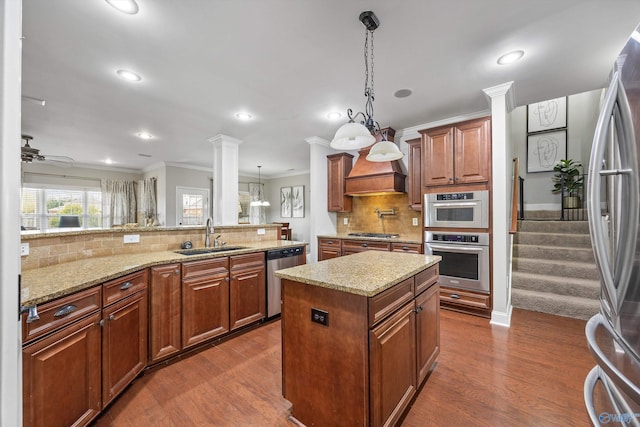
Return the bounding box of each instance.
[22,163,142,188]
[265,172,311,243]
[164,164,212,226]
[510,89,603,210]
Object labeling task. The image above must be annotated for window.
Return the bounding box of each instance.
[21,186,102,231]
[176,187,209,226]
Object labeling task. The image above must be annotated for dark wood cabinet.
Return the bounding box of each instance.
[391,242,423,254]
[342,239,391,256]
[101,286,147,408]
[439,286,491,316]
[319,237,423,260]
[369,301,417,427]
[317,238,341,261]
[421,117,491,187]
[406,137,423,210]
[327,152,354,212]
[182,258,230,348]
[149,263,182,362]
[415,283,440,386]
[230,253,266,330]
[23,312,102,427]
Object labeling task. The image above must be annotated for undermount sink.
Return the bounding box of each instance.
[175,246,245,256]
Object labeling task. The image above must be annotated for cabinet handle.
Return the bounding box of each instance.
[53,304,77,317]
[120,281,133,290]
[448,177,453,181]
[99,319,105,327]
[361,243,368,247]
[450,294,461,299]
[455,177,460,181]
[108,314,115,321]
[402,246,409,251]
[175,269,180,275]
[414,306,424,313]
[327,240,333,244]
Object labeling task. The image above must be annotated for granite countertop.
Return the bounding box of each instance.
[275,251,440,297]
[317,234,423,244]
[21,240,306,307]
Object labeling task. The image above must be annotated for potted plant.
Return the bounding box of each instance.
[551,159,584,208]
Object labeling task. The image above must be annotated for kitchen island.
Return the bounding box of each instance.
[276,251,441,427]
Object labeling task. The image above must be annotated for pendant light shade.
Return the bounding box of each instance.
[250,166,270,207]
[330,121,376,150]
[366,140,403,162]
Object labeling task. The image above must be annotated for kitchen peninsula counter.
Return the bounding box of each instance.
[278,251,441,427]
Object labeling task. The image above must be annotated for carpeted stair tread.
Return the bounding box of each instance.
[511,271,600,299]
[512,288,599,320]
[518,220,590,234]
[514,231,593,248]
[513,257,599,281]
[513,243,594,263]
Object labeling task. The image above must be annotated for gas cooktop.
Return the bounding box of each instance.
[347,232,400,239]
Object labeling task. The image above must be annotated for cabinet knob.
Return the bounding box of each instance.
[448,177,453,181]
[226,277,229,282]
[175,269,180,275]
[455,177,460,181]
[108,314,115,321]
[361,243,368,247]
[450,293,461,299]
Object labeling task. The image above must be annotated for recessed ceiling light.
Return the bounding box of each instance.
[136,132,153,140]
[116,69,142,82]
[105,0,139,14]
[497,50,524,65]
[104,158,114,165]
[235,112,253,121]
[393,89,413,98]
[327,112,342,120]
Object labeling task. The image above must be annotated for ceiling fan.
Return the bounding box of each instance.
[21,135,74,167]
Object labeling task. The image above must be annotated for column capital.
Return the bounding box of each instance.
[483,81,516,113]
[305,136,330,147]
[208,134,243,146]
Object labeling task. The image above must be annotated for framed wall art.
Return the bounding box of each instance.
[291,185,305,218]
[280,187,292,218]
[527,97,567,133]
[527,130,567,173]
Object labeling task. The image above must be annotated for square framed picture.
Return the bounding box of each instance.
[527,130,567,173]
[527,97,567,133]
[291,185,304,218]
[280,187,292,218]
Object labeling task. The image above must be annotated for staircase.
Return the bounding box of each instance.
[512,220,601,320]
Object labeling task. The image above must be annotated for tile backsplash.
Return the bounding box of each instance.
[336,194,422,238]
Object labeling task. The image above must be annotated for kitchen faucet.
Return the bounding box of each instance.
[204,217,213,248]
[374,207,395,219]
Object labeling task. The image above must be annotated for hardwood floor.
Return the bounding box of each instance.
[94,308,595,426]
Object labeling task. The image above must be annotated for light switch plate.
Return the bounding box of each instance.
[412,218,419,226]
[343,218,348,225]
[20,243,29,256]
[257,228,266,235]
[123,234,140,244]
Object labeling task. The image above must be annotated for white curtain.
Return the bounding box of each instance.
[102,179,137,226]
[141,177,157,225]
[249,182,266,224]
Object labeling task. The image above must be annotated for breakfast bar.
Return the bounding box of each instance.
[276,251,441,427]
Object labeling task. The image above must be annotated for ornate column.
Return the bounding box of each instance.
[209,134,242,225]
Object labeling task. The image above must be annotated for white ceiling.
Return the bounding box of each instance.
[20,0,640,177]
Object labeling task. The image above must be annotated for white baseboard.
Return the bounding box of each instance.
[490,304,513,327]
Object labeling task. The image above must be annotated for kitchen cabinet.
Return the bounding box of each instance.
[342,239,391,255]
[327,152,354,212]
[149,263,182,362]
[101,270,148,408]
[22,287,102,427]
[317,238,342,261]
[230,253,266,330]
[406,137,422,210]
[182,257,230,348]
[391,242,423,254]
[420,116,491,186]
[439,286,491,316]
[415,280,440,385]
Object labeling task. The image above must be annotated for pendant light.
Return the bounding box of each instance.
[330,11,404,162]
[250,166,270,207]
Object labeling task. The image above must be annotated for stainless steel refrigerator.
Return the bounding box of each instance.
[584,34,640,426]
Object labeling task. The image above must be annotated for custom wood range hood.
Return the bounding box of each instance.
[344,128,406,196]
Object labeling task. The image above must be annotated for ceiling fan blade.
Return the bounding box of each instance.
[39,154,74,167]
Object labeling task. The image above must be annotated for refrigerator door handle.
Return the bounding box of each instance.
[585,366,640,427]
[585,314,640,405]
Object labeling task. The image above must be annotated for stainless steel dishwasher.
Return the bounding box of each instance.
[266,246,305,318]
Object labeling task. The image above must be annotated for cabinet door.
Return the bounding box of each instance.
[406,138,422,210]
[415,284,440,386]
[327,153,354,212]
[318,246,341,261]
[182,269,230,348]
[422,126,454,186]
[102,290,148,408]
[23,313,101,427]
[454,117,491,184]
[149,264,182,362]
[369,301,417,427]
[230,254,266,331]
[391,243,422,254]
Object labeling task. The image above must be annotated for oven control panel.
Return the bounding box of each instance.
[430,234,479,243]
[425,231,490,246]
[435,192,474,201]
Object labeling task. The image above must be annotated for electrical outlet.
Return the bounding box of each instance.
[343,217,348,225]
[311,308,329,326]
[257,228,266,235]
[412,218,419,226]
[20,243,29,256]
[123,234,140,244]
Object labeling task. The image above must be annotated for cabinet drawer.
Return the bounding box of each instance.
[182,257,229,280]
[230,252,264,271]
[415,265,438,295]
[318,238,341,248]
[22,286,102,344]
[391,243,422,254]
[103,269,148,307]
[342,240,390,252]
[368,278,414,327]
[439,287,490,310]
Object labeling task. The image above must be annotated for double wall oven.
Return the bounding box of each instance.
[424,190,490,295]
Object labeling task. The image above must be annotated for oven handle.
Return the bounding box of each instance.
[431,201,479,208]
[426,243,485,253]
